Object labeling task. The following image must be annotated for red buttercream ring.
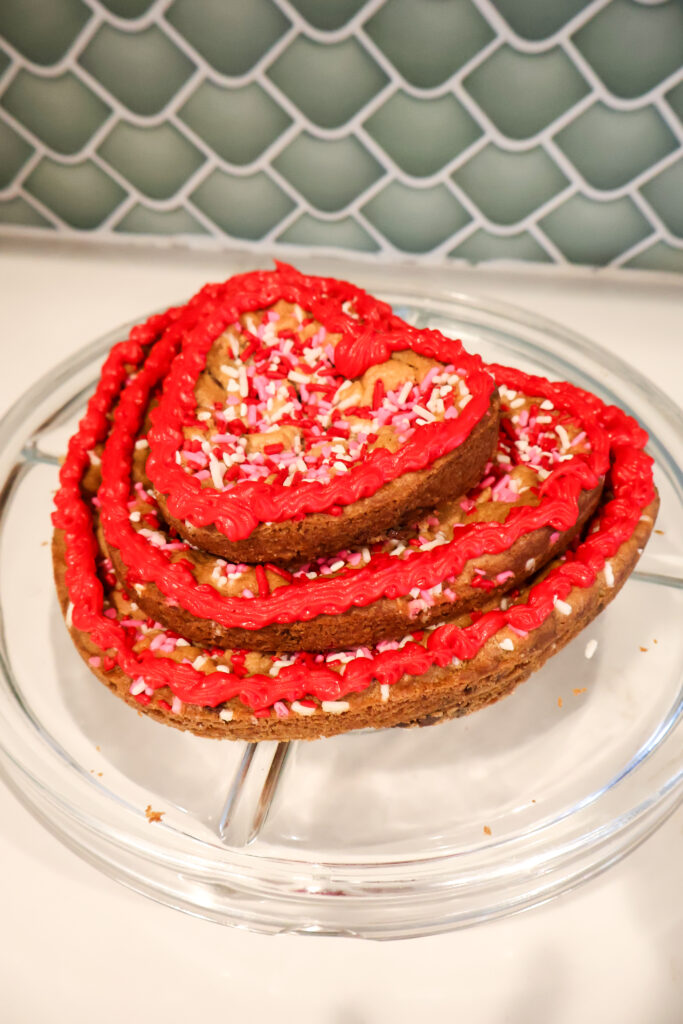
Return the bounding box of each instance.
[104,364,609,653]
[137,264,500,564]
[51,266,658,742]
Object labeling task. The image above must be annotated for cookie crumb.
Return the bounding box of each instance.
[654,529,664,535]
[639,646,648,652]
[572,687,586,695]
[483,825,491,836]
[557,697,563,708]
[145,804,164,823]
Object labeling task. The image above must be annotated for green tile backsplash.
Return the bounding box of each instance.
[0,0,681,270]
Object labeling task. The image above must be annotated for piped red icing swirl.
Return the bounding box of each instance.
[144,264,496,540]
[101,356,608,632]
[53,302,655,713]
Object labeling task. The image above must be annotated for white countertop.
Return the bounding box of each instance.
[0,241,681,1024]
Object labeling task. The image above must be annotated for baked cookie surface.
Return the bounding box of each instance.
[106,367,606,652]
[52,297,658,741]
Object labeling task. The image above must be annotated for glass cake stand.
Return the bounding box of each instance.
[0,289,680,940]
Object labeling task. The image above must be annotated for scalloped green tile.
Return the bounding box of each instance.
[98,122,205,200]
[24,158,126,229]
[1,70,111,156]
[277,212,379,251]
[641,158,683,238]
[364,0,494,89]
[165,0,290,77]
[623,240,683,274]
[449,228,551,263]
[364,91,482,178]
[267,36,388,129]
[178,82,291,166]
[191,169,295,239]
[0,119,33,189]
[665,80,683,127]
[99,0,156,16]
[464,45,589,139]
[287,0,367,31]
[115,204,208,235]
[79,24,194,117]
[273,132,383,213]
[0,195,53,228]
[487,0,593,40]
[0,0,91,66]
[362,182,470,252]
[540,193,651,264]
[554,102,678,191]
[572,0,683,99]
[453,144,568,225]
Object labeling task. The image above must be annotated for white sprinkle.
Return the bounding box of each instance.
[639,514,652,524]
[584,639,598,660]
[380,684,390,702]
[413,404,435,422]
[556,424,571,451]
[196,410,211,422]
[509,397,525,408]
[499,638,514,651]
[130,678,146,696]
[398,381,413,405]
[321,700,350,714]
[135,438,148,450]
[540,399,554,411]
[525,558,536,571]
[215,664,230,673]
[554,596,572,616]
[209,456,226,490]
[192,655,208,671]
[65,601,74,628]
[291,700,316,716]
[604,562,615,587]
[219,708,233,722]
[329,560,345,573]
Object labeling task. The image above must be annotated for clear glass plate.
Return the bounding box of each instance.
[0,289,680,939]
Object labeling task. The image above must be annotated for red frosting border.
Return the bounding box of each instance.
[53,296,655,713]
[144,264,496,540]
[99,343,610,630]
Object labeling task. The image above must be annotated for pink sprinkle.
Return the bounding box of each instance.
[550,531,560,544]
[104,608,117,619]
[273,701,289,718]
[171,697,183,714]
[242,588,255,599]
[195,469,211,481]
[510,626,528,637]
[496,570,515,583]
[88,656,101,668]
